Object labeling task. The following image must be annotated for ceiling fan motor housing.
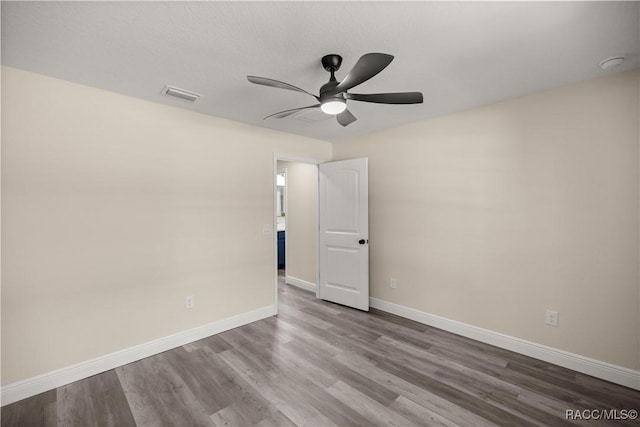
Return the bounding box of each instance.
[320,80,344,102]
[320,54,345,103]
[321,54,342,72]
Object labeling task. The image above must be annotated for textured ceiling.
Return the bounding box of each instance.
[2,1,638,142]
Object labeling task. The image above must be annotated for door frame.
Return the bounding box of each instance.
[273,153,323,315]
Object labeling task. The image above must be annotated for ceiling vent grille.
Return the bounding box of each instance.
[161,85,201,103]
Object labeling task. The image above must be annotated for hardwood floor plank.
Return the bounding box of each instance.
[326,380,418,427]
[285,337,400,407]
[199,333,234,354]
[243,317,296,345]
[430,367,575,427]
[57,370,136,427]
[332,351,499,427]
[182,342,201,353]
[217,347,334,426]
[116,354,213,426]
[369,308,431,333]
[574,372,640,397]
[506,359,640,410]
[209,405,247,427]
[298,383,381,427]
[232,320,338,388]
[427,341,510,371]
[376,359,539,427]
[57,380,94,427]
[389,395,462,427]
[198,346,296,427]
[219,337,369,427]
[1,390,57,427]
[274,315,343,357]
[161,346,230,415]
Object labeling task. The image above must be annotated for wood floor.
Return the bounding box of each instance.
[3,276,639,426]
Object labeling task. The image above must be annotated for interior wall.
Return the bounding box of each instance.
[2,64,638,385]
[0,66,332,384]
[334,69,640,370]
[276,161,318,285]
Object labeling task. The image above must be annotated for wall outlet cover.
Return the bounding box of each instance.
[186,295,195,309]
[545,309,558,327]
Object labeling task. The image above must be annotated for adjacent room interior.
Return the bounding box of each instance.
[1,1,639,426]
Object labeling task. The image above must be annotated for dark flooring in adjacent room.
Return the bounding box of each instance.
[2,274,639,426]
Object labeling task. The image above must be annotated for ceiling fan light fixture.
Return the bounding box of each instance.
[320,99,346,115]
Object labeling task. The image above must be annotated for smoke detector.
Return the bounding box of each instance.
[599,56,625,70]
[161,85,202,103]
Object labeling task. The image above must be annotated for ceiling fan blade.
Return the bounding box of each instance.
[346,92,423,104]
[336,109,357,127]
[264,104,321,120]
[247,76,319,100]
[334,53,394,93]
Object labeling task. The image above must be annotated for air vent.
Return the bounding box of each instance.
[161,85,201,103]
[291,109,331,123]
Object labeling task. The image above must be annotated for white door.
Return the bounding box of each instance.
[318,158,369,311]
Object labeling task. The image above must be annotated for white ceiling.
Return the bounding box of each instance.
[2,1,638,142]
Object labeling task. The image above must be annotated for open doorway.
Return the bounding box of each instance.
[276,169,287,274]
[273,155,321,314]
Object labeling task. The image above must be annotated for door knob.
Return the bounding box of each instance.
[358,239,367,245]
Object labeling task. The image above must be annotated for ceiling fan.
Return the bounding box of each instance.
[247,53,423,127]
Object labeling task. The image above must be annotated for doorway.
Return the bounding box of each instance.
[276,169,286,274]
[273,154,321,314]
[272,154,370,314]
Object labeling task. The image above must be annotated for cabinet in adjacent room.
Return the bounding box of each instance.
[277,231,285,269]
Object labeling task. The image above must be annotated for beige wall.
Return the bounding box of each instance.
[2,65,638,386]
[277,161,318,285]
[0,67,331,384]
[334,70,640,370]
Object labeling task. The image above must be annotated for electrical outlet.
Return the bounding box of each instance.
[390,277,397,289]
[545,309,558,327]
[186,295,195,309]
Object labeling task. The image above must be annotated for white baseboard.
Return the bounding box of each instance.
[286,275,317,292]
[370,297,640,391]
[1,304,276,406]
